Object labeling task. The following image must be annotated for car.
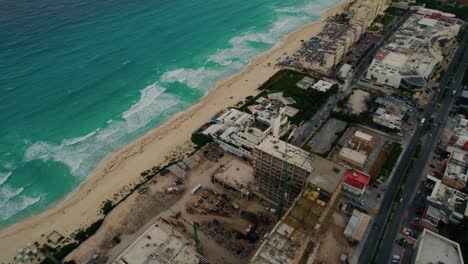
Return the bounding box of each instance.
[429,164,435,168]
[397,238,408,248]
[402,227,412,236]
[410,221,418,227]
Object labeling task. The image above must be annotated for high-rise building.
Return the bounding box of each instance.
[253,136,314,205]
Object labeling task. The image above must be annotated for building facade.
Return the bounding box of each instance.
[253,136,313,205]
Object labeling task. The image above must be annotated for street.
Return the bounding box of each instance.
[291,11,411,147]
[358,30,468,264]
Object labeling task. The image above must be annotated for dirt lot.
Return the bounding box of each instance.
[308,118,347,155]
[347,89,370,114]
[65,150,270,264]
[315,211,352,264]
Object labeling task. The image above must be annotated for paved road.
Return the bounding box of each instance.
[376,32,468,263]
[291,12,411,147]
[358,30,468,264]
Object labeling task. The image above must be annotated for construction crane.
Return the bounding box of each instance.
[277,130,295,221]
[193,222,201,254]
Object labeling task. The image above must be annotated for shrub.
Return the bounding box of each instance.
[101,200,113,215]
[191,133,212,147]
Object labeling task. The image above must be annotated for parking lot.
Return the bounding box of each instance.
[307,118,347,155]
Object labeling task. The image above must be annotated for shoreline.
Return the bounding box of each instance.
[0,0,351,260]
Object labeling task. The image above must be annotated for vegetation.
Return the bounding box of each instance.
[259,69,337,124]
[191,133,213,147]
[398,83,416,95]
[101,199,114,215]
[372,142,421,263]
[377,143,403,181]
[238,91,267,112]
[384,6,406,16]
[74,219,104,243]
[330,111,374,126]
[416,0,468,20]
[380,14,394,26]
[369,25,381,32]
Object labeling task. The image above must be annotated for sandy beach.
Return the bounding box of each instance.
[0,0,351,260]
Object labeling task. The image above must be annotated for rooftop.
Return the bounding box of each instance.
[311,80,334,92]
[113,218,201,264]
[353,131,373,143]
[339,148,368,165]
[343,209,371,242]
[344,170,370,190]
[256,136,314,172]
[414,229,464,264]
[307,156,346,193]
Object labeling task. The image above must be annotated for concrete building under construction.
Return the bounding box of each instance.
[250,159,346,264]
[253,136,314,206]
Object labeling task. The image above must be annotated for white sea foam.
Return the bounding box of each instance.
[63,130,98,146]
[0,195,41,221]
[160,67,224,90]
[25,83,179,178]
[0,185,24,205]
[122,84,166,119]
[0,172,12,186]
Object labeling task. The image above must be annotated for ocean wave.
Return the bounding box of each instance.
[160,67,223,90]
[63,130,98,146]
[0,185,24,205]
[25,83,179,177]
[122,84,166,119]
[0,195,41,221]
[275,0,331,16]
[0,172,12,186]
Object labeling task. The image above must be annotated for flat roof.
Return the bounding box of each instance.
[414,229,464,264]
[354,131,373,142]
[113,219,200,264]
[344,170,370,189]
[344,209,371,241]
[307,156,346,193]
[256,136,314,172]
[339,148,368,165]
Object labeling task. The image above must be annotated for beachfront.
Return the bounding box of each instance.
[0,0,352,261]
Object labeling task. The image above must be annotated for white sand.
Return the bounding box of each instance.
[0,0,351,260]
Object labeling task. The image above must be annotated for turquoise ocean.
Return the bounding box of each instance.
[0,0,339,227]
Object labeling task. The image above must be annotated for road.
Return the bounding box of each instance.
[291,11,411,147]
[358,30,468,264]
[376,32,468,263]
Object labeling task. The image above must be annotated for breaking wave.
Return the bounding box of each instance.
[0,185,24,205]
[0,195,41,221]
[0,172,12,186]
[25,83,179,178]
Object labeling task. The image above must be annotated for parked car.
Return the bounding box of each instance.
[403,227,412,236]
